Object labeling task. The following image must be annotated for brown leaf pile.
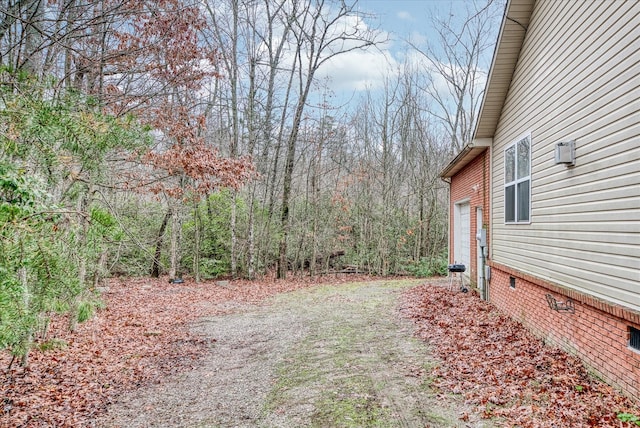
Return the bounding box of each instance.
[0,274,371,427]
[401,283,640,427]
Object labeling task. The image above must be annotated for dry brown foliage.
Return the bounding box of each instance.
[0,274,370,427]
[5,278,638,427]
[401,283,640,427]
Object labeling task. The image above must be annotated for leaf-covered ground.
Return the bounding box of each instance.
[2,278,640,427]
[401,284,640,427]
[94,279,466,428]
[0,274,370,427]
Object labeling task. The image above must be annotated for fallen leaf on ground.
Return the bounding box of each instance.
[401,283,640,427]
[0,273,371,427]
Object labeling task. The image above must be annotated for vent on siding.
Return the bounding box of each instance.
[629,327,640,351]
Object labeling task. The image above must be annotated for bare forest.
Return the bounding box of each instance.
[0,0,502,367]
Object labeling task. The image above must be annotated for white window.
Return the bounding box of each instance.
[504,134,531,223]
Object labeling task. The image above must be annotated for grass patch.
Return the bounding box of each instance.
[262,279,464,427]
[37,338,68,352]
[311,376,393,427]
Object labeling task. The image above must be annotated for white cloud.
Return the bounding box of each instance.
[396,10,414,22]
[407,30,428,46]
[282,8,399,97]
[316,46,400,93]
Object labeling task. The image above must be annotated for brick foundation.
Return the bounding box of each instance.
[488,261,640,402]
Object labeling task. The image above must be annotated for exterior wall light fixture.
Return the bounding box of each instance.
[554,140,576,166]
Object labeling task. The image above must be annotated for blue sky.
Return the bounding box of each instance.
[357,0,466,38]
[357,0,501,53]
[313,0,504,103]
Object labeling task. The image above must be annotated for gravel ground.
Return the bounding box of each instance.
[95,279,490,428]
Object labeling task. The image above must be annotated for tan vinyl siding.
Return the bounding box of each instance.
[474,0,535,138]
[491,0,640,310]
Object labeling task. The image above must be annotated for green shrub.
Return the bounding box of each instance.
[198,258,230,279]
[405,254,449,278]
[617,413,640,426]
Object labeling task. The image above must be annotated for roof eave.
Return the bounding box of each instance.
[440,139,492,179]
[473,0,535,140]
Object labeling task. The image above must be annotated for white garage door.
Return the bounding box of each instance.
[454,201,470,280]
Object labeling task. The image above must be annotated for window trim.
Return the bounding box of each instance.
[504,133,532,224]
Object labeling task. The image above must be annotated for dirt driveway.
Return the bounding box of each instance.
[96,279,486,428]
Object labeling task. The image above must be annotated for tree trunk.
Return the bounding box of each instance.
[151,208,172,278]
[193,201,201,282]
[23,0,43,76]
[70,187,90,332]
[77,191,90,286]
[19,267,31,367]
[230,191,237,278]
[93,250,108,288]
[169,206,182,281]
[247,183,256,280]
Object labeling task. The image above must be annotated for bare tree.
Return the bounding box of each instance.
[276,0,379,278]
[410,0,503,153]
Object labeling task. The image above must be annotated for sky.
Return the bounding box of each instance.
[357,0,463,41]
[312,0,504,106]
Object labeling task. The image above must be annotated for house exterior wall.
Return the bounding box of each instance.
[449,150,490,287]
[486,0,640,400]
[489,262,640,401]
[490,0,640,311]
